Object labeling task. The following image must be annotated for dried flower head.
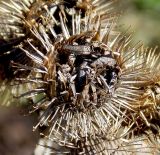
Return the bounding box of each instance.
[0,0,160,154]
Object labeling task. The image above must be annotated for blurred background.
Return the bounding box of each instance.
[120,0,160,49]
[0,107,39,155]
[0,0,160,155]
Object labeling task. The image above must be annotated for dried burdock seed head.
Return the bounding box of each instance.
[1,0,160,154]
[12,8,160,152]
[125,82,160,137]
[118,46,160,137]
[16,30,123,143]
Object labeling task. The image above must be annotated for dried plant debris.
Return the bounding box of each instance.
[0,0,160,155]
